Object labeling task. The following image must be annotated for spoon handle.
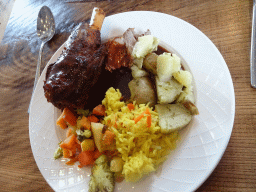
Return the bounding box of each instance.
[34,42,45,88]
[28,41,45,113]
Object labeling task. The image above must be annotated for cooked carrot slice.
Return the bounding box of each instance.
[127,103,134,111]
[79,116,91,130]
[63,146,77,158]
[69,146,77,157]
[147,115,151,128]
[60,134,77,150]
[145,107,150,115]
[134,112,145,124]
[78,151,95,166]
[66,156,79,165]
[56,112,68,129]
[134,108,152,126]
[63,148,71,158]
[145,108,151,128]
[87,115,99,123]
[66,128,73,138]
[62,108,77,126]
[76,142,82,152]
[93,149,102,160]
[102,130,115,146]
[92,104,106,116]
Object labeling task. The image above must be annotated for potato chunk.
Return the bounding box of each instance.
[176,87,199,115]
[143,52,158,75]
[156,77,183,104]
[176,87,195,104]
[157,53,181,82]
[173,70,192,88]
[91,123,115,152]
[155,104,192,133]
[132,35,159,59]
[131,65,149,79]
[128,77,157,107]
[91,122,104,152]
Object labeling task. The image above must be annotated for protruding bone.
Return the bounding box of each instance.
[89,7,105,31]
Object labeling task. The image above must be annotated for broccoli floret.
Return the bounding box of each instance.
[89,155,115,192]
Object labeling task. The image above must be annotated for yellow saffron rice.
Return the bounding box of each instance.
[102,87,179,182]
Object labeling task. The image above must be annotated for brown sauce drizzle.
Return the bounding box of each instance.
[154,45,169,55]
[155,46,185,70]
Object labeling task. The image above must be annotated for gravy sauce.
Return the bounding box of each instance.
[83,45,180,110]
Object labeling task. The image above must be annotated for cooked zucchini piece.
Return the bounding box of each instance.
[89,155,115,192]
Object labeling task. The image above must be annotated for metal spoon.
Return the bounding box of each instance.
[28,6,55,113]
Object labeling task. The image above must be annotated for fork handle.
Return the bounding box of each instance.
[251,0,256,88]
[28,41,45,113]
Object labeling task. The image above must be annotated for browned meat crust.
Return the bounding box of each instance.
[43,23,106,109]
[105,37,132,72]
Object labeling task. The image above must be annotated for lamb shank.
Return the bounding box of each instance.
[43,8,106,109]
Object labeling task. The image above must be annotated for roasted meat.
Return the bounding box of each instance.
[104,28,151,72]
[43,8,106,109]
[123,28,139,55]
[105,37,132,72]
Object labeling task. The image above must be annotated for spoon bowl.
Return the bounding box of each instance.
[37,6,55,42]
[28,6,55,113]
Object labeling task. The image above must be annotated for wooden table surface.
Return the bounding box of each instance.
[0,0,255,191]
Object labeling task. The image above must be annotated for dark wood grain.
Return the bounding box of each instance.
[0,0,255,191]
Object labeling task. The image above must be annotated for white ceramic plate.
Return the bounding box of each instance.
[29,11,235,192]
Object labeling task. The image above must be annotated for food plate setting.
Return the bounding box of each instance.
[29,10,235,192]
